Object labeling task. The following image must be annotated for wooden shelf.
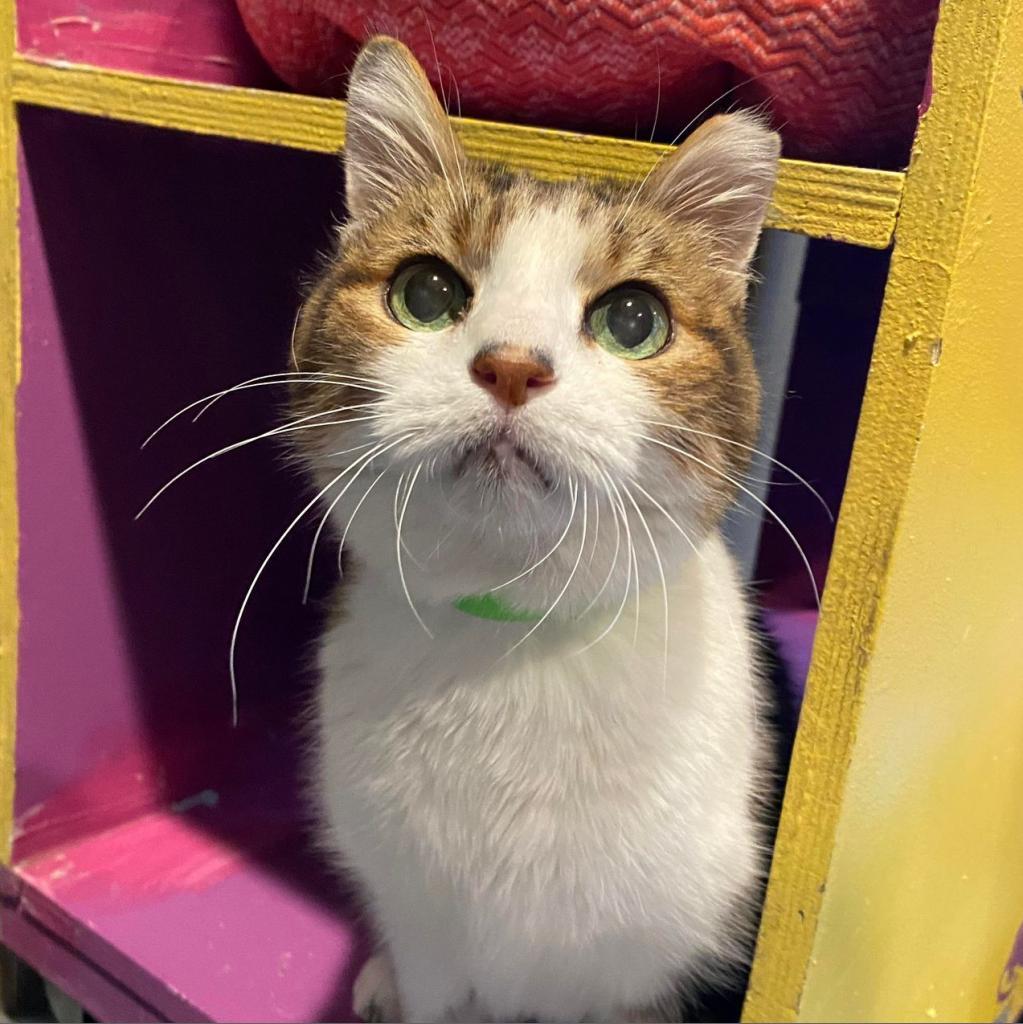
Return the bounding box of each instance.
[10,55,905,250]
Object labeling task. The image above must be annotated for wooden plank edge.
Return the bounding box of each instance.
[1,0,21,866]
[11,55,903,248]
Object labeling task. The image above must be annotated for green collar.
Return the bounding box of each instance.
[452,593,541,622]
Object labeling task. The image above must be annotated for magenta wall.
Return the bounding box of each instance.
[15,107,344,832]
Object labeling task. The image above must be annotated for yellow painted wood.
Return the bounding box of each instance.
[0,0,19,863]
[744,1,1023,1020]
[9,55,904,249]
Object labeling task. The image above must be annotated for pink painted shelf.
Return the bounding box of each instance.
[17,0,279,90]
[5,766,367,1022]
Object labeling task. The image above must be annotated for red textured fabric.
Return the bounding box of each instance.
[235,0,939,166]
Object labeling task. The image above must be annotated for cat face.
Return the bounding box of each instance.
[291,38,779,609]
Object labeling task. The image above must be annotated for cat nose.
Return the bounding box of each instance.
[470,346,556,409]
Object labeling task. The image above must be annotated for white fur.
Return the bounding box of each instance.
[316,533,761,1023]
[309,200,767,1021]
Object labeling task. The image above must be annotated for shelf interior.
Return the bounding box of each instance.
[7,103,885,1021]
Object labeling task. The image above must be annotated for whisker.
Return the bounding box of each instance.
[638,432,821,609]
[395,461,433,637]
[419,7,470,207]
[628,478,741,647]
[302,434,414,603]
[638,418,833,521]
[136,409,382,518]
[581,475,634,651]
[586,483,602,566]
[290,304,303,372]
[192,377,387,425]
[622,483,669,684]
[337,464,391,577]
[504,483,586,657]
[229,464,350,726]
[489,478,579,592]
[322,439,379,460]
[576,474,628,647]
[394,468,426,571]
[648,47,662,145]
[628,479,702,565]
[142,371,392,447]
[613,68,777,233]
[602,473,642,645]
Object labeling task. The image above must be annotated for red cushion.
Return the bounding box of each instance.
[235,0,938,165]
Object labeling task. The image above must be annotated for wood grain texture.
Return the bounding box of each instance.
[0,0,19,863]
[744,2,1016,1019]
[9,56,905,248]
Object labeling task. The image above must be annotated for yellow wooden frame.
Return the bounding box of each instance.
[0,0,18,865]
[8,56,904,250]
[745,2,1023,1019]
[2,1,1021,1020]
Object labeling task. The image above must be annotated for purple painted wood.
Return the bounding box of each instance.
[15,115,149,823]
[6,778,368,1022]
[17,0,278,88]
[12,108,372,1020]
[0,905,165,1022]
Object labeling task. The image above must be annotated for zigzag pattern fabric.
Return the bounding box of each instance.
[236,0,939,164]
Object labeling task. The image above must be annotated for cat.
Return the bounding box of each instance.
[289,36,780,1023]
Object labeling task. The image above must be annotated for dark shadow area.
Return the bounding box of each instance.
[756,239,890,611]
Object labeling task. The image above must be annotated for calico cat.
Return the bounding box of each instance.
[290,36,780,1023]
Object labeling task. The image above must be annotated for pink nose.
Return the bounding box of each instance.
[470,347,556,409]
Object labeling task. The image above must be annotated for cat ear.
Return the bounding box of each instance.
[343,37,464,220]
[645,112,780,275]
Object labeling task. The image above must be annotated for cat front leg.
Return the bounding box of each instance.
[384,928,474,1023]
[353,950,402,1022]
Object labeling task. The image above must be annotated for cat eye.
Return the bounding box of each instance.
[587,286,670,359]
[387,260,468,332]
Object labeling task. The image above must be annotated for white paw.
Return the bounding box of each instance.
[354,951,403,1022]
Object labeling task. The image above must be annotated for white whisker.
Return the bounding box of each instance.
[142,371,391,447]
[395,461,433,637]
[490,479,579,592]
[601,472,641,645]
[192,378,385,424]
[136,409,383,518]
[586,483,602,566]
[229,465,349,726]
[322,440,379,460]
[622,484,669,684]
[638,432,821,608]
[302,434,414,603]
[638,418,833,521]
[337,464,391,576]
[576,474,626,645]
[505,484,587,657]
[290,304,303,372]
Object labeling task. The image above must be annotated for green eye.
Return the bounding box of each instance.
[387,260,468,331]
[587,286,670,359]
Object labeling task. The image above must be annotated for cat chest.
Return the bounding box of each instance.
[332,674,717,851]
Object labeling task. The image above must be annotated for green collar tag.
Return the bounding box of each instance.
[452,593,541,623]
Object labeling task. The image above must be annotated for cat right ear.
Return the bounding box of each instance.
[644,111,780,277]
[343,37,465,221]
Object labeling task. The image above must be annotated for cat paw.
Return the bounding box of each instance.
[354,952,403,1022]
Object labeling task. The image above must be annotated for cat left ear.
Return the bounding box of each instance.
[343,37,465,221]
[645,112,781,276]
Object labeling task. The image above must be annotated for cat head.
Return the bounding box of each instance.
[291,37,779,615]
